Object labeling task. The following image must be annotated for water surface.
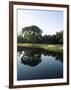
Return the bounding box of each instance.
[17,47,63,80]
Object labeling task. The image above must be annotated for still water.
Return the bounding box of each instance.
[17,47,63,80]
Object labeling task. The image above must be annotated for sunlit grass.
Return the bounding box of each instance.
[17,43,63,53]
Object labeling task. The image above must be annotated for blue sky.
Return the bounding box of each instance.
[17,9,64,35]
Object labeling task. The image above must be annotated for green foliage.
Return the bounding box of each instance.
[17,35,24,43]
[56,31,63,44]
[43,31,63,44]
[17,25,63,44]
[22,25,42,43]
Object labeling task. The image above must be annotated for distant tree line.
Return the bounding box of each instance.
[17,25,63,44]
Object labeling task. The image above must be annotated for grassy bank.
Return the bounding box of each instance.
[17,43,63,53]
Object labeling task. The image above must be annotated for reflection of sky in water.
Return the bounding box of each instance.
[17,49,63,80]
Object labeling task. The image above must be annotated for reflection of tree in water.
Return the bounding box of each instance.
[17,47,63,67]
[55,53,63,63]
[43,50,63,63]
[20,48,42,67]
[42,50,63,63]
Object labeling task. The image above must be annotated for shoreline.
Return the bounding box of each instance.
[17,43,63,53]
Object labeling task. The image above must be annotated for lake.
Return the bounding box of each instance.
[17,47,63,81]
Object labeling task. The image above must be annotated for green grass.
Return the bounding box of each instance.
[17,43,63,53]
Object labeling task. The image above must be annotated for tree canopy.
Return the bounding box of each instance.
[22,25,42,43]
[17,25,63,44]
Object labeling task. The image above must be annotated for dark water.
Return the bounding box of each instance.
[17,47,63,81]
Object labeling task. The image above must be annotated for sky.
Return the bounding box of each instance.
[17,9,64,35]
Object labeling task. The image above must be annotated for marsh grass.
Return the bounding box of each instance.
[17,43,63,53]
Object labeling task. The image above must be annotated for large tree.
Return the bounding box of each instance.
[22,25,42,43]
